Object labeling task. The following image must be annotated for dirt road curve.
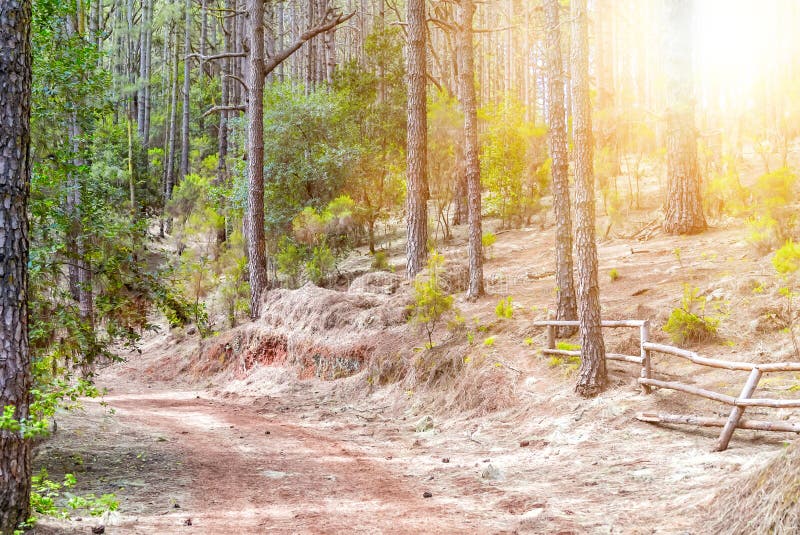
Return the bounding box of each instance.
[104,390,482,534]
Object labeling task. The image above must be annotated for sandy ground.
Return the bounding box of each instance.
[30,153,800,534]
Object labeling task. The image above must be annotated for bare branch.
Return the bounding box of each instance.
[223,74,249,92]
[264,11,356,77]
[187,51,246,62]
[202,104,246,118]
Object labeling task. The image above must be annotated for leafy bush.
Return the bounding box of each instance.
[749,167,798,249]
[663,284,722,344]
[609,268,620,282]
[408,252,455,348]
[772,240,800,356]
[306,243,336,285]
[371,251,389,271]
[276,236,306,287]
[482,231,497,257]
[480,97,548,228]
[495,296,514,319]
[704,157,748,218]
[747,215,780,254]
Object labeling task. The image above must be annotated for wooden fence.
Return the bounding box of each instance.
[533,319,800,451]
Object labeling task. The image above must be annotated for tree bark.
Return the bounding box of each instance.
[405,0,429,278]
[455,0,484,298]
[163,30,180,234]
[544,0,577,335]
[662,0,706,234]
[0,1,33,531]
[571,0,606,397]
[180,0,192,180]
[247,0,269,317]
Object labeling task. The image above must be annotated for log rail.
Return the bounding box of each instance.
[533,318,800,451]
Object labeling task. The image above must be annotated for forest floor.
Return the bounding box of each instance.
[30,151,800,534]
[31,224,800,534]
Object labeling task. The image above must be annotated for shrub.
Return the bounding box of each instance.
[752,167,798,245]
[408,252,455,348]
[663,284,722,344]
[609,268,620,282]
[276,236,306,287]
[482,231,497,257]
[495,296,513,319]
[371,251,389,271]
[306,243,336,285]
[772,240,800,356]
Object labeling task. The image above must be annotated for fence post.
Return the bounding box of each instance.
[546,313,556,350]
[715,367,762,452]
[640,320,651,394]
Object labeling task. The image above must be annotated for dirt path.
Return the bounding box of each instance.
[38,384,503,535]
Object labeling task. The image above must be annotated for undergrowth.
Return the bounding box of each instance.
[663,284,724,344]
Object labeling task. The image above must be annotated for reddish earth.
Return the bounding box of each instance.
[32,153,800,534]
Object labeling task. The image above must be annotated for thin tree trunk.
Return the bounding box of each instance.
[456,0,484,298]
[571,0,606,397]
[247,0,269,316]
[662,0,706,234]
[0,1,33,530]
[164,32,180,233]
[544,0,577,337]
[180,0,192,180]
[405,0,429,278]
[143,0,152,147]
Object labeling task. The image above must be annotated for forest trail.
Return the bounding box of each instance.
[40,382,499,535]
[33,221,800,535]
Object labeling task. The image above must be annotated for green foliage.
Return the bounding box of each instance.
[772,241,800,356]
[609,268,620,282]
[408,252,455,348]
[548,342,581,372]
[27,469,118,521]
[495,296,514,319]
[483,336,497,347]
[479,97,548,228]
[427,91,463,240]
[482,231,497,257]
[747,215,780,254]
[276,236,306,287]
[218,232,251,327]
[306,243,336,286]
[663,285,722,344]
[704,157,749,218]
[747,167,798,251]
[371,251,389,271]
[773,240,800,275]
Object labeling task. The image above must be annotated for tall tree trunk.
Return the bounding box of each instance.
[405,0,429,278]
[456,0,484,298]
[0,1,33,530]
[164,33,180,234]
[544,0,577,336]
[571,0,606,397]
[181,0,192,181]
[143,0,153,148]
[662,0,706,234]
[247,0,269,317]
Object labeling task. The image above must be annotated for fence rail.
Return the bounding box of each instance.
[534,318,800,451]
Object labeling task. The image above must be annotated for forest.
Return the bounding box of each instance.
[3,0,800,532]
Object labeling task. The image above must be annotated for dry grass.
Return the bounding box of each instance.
[707,440,800,534]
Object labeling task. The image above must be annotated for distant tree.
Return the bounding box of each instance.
[662,0,706,234]
[571,0,607,397]
[0,0,33,530]
[544,0,577,335]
